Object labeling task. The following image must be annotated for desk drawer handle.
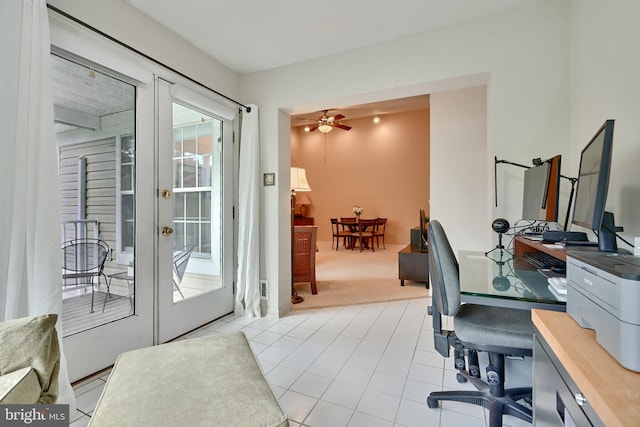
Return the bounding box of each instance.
[574,392,587,406]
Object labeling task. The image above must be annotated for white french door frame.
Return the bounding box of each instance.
[155,78,235,343]
[51,11,237,380]
[53,53,156,383]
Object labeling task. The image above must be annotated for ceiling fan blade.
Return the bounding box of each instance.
[333,114,346,121]
[334,123,352,131]
[307,124,319,132]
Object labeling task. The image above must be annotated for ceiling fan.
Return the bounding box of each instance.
[300,110,352,133]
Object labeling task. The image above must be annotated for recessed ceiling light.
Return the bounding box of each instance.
[373,116,380,124]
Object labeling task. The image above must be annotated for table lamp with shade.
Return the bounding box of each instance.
[290,167,312,303]
[294,193,312,217]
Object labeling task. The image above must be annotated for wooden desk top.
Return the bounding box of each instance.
[532,309,640,426]
[514,235,567,261]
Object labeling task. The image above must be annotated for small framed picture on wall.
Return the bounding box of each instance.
[263,173,275,186]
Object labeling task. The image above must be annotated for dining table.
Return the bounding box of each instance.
[338,218,376,250]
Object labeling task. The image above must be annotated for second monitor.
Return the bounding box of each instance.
[522,154,562,225]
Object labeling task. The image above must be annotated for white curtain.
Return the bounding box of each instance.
[0,0,76,410]
[235,105,261,317]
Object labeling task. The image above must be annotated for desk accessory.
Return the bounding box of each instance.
[485,218,513,260]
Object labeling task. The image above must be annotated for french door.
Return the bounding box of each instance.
[55,51,155,381]
[52,16,235,380]
[156,80,234,343]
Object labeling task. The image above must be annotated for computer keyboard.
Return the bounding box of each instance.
[523,252,566,270]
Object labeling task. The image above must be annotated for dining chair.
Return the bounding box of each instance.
[330,218,351,250]
[340,217,358,249]
[340,217,357,228]
[374,217,387,249]
[350,218,376,252]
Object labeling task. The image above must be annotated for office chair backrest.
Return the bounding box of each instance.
[427,220,460,317]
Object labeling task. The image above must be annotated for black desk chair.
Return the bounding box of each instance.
[426,220,534,427]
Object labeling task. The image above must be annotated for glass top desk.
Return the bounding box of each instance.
[458,250,566,312]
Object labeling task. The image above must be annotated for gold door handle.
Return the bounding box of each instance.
[161,226,174,236]
[161,189,171,199]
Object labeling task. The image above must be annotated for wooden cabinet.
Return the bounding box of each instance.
[534,334,600,426]
[532,310,640,426]
[398,245,429,287]
[293,217,314,226]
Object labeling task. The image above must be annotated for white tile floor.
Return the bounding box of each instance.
[70,298,532,426]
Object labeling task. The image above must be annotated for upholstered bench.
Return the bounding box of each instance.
[88,332,288,427]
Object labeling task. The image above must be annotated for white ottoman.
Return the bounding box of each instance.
[88,332,288,427]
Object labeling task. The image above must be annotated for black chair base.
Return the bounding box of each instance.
[427,378,532,427]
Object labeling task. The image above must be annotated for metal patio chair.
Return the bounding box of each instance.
[61,238,110,313]
[173,244,195,299]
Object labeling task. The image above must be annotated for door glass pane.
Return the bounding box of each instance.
[171,103,223,301]
[53,54,136,336]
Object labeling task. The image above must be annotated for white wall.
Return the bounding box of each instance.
[430,86,489,254]
[242,0,571,316]
[48,0,240,97]
[569,0,640,243]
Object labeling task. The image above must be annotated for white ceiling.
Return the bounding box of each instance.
[127,0,545,75]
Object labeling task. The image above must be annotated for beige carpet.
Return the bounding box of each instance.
[292,240,430,310]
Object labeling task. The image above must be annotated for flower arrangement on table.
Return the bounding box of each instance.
[352,205,364,217]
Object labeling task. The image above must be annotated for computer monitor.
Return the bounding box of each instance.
[571,119,618,251]
[522,155,561,223]
[419,209,428,252]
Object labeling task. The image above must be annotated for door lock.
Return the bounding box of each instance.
[161,189,171,199]
[161,226,174,236]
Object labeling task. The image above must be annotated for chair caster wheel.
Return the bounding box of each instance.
[469,365,481,378]
[456,373,467,383]
[427,397,439,408]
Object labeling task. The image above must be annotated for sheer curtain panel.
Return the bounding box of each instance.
[0,0,75,410]
[235,105,261,317]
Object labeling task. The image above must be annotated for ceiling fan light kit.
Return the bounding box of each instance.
[318,124,332,133]
[299,109,352,133]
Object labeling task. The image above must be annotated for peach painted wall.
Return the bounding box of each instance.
[291,108,430,245]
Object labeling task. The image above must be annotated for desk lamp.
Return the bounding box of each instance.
[291,167,312,304]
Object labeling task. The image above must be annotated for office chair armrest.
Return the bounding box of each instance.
[428,303,455,358]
